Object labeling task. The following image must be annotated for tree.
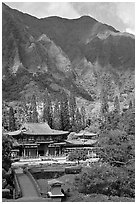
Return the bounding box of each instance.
[14,105,27,128]
[43,92,53,128]
[9,107,16,131]
[48,103,54,128]
[42,90,49,122]
[100,92,121,132]
[103,110,120,131]
[132,98,135,109]
[52,101,62,130]
[81,106,86,129]
[119,108,135,135]
[60,93,70,131]
[98,129,134,167]
[2,133,13,171]
[27,104,33,122]
[107,95,120,131]
[100,72,115,101]
[129,100,133,109]
[100,88,109,124]
[114,95,120,113]
[43,93,49,122]
[2,103,9,130]
[21,98,31,123]
[31,94,38,123]
[68,149,88,164]
[69,93,77,129]
[74,108,82,132]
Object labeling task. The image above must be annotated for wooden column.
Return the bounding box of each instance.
[55,148,57,156]
[59,148,61,156]
[37,146,38,157]
[23,148,26,157]
[46,146,49,156]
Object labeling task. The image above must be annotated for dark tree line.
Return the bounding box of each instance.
[3,91,87,132]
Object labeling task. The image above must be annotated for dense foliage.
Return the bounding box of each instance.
[9,107,16,131]
[74,162,134,198]
[68,149,88,164]
[2,133,13,171]
[98,129,134,167]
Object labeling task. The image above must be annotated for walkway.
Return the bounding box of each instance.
[14,168,40,198]
[17,173,40,198]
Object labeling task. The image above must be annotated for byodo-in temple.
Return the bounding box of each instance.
[7,123,97,158]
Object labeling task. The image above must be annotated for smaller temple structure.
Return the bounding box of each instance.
[47,179,64,201]
[64,130,98,157]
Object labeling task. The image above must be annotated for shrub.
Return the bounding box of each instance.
[65,166,82,174]
[74,162,135,198]
[68,149,88,164]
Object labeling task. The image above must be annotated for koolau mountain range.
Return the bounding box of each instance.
[2,3,135,104]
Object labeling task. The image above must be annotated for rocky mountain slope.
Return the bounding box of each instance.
[2,3,135,103]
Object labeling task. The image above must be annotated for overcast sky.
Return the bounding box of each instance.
[5,2,135,34]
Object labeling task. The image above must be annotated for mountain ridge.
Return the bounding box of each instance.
[2,3,135,102]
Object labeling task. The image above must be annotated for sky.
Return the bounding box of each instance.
[5,2,135,34]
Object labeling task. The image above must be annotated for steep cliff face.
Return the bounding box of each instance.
[2,3,135,102]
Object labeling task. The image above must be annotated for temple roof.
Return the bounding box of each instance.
[66,138,97,146]
[48,179,63,186]
[8,123,69,136]
[75,130,97,137]
[7,130,22,136]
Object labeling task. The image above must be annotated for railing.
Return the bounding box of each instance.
[19,154,67,159]
[13,170,22,199]
[18,138,54,144]
[20,156,40,159]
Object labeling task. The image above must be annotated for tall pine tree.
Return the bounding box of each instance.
[81,106,86,129]
[52,101,62,130]
[2,103,9,130]
[69,93,77,129]
[100,87,109,132]
[100,88,109,122]
[43,90,49,122]
[21,97,30,123]
[43,92,53,128]
[75,108,82,133]
[60,93,70,131]
[129,100,133,110]
[31,94,38,123]
[9,107,16,131]
[114,95,120,113]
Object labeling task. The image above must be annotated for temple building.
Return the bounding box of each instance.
[7,123,97,158]
[8,123,69,157]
